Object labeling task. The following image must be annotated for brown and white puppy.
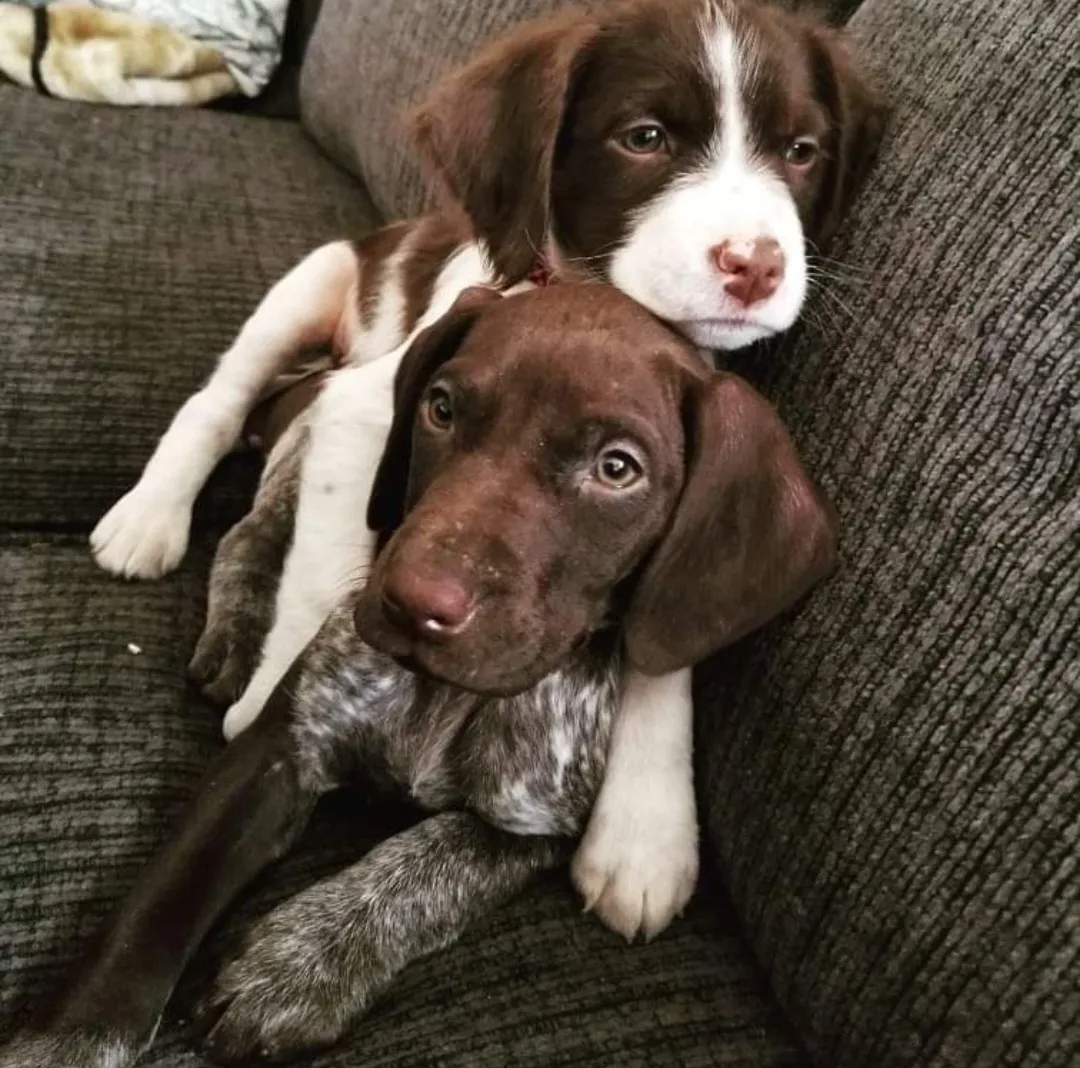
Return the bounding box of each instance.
[88,0,883,940]
[92,0,882,577]
[357,288,836,693]
[0,286,836,1068]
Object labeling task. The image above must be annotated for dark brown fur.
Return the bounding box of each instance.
[354,220,412,325]
[360,284,837,685]
[400,214,474,329]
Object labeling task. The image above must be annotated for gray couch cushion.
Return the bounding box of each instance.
[300,0,871,222]
[695,0,1080,1065]
[0,534,807,1067]
[0,84,379,531]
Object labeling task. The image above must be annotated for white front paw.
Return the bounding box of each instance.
[222,690,266,741]
[571,774,699,942]
[90,488,190,579]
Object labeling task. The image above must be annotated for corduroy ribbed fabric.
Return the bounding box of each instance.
[694,0,1080,1065]
[0,83,380,532]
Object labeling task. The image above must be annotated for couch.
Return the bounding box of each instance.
[1,0,1076,1064]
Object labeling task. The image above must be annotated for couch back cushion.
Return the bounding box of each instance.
[0,83,378,531]
[299,0,575,221]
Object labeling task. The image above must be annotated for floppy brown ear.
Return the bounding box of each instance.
[625,373,838,676]
[407,10,597,284]
[804,22,889,247]
[367,287,502,535]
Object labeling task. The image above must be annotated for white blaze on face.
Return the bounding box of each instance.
[608,6,808,351]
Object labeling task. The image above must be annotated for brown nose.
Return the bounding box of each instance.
[381,570,475,643]
[710,237,785,307]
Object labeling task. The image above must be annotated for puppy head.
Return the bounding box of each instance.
[356,285,687,693]
[409,0,886,351]
[355,284,836,694]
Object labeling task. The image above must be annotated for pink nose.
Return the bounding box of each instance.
[710,237,785,307]
[381,571,475,643]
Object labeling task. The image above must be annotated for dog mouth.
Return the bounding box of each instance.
[353,598,539,697]
[386,649,426,678]
[675,316,778,351]
[384,644,537,698]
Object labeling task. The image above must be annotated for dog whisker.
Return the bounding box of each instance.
[814,282,861,325]
[806,265,868,291]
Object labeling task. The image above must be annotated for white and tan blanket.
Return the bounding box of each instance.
[0,0,288,106]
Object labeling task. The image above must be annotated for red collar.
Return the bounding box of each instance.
[527,259,558,287]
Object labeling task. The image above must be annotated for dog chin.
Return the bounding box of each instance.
[393,646,544,698]
[680,318,777,351]
[352,604,546,697]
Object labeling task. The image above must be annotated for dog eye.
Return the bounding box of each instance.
[784,137,820,167]
[423,386,454,431]
[616,123,668,156]
[594,447,644,489]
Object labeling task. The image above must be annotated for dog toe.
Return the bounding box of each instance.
[0,1030,141,1068]
[199,1001,342,1066]
[196,985,346,1066]
[188,634,225,689]
[195,920,354,1065]
[571,779,700,941]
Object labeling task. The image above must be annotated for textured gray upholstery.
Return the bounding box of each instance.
[0,537,805,1064]
[300,0,573,220]
[2,0,1078,1063]
[694,0,1080,1065]
[0,83,379,531]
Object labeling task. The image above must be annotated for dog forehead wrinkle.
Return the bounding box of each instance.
[560,9,719,158]
[457,319,691,464]
[460,350,683,484]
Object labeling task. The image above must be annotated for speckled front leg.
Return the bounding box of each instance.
[194,812,566,1064]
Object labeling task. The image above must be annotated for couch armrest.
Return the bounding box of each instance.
[694,0,1080,1065]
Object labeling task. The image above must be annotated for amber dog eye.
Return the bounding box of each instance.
[424,386,454,430]
[617,122,668,155]
[594,447,644,489]
[784,137,820,167]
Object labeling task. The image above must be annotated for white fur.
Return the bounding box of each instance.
[494,780,566,836]
[221,358,397,740]
[223,244,496,739]
[351,240,409,362]
[608,15,808,351]
[571,666,699,941]
[91,242,360,578]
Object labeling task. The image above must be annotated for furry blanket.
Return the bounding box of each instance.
[0,0,288,105]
